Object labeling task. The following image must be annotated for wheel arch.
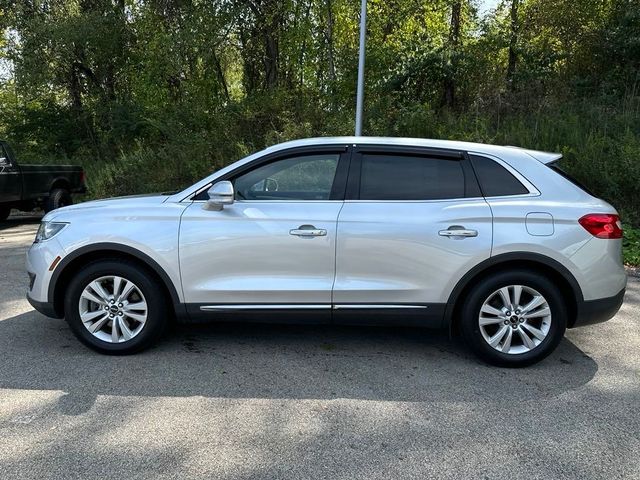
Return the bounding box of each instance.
[49,177,71,192]
[445,252,583,333]
[49,243,183,318]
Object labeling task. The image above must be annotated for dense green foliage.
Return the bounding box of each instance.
[1,0,639,230]
[624,225,640,266]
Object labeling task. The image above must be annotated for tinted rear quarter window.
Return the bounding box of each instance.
[548,161,595,196]
[470,155,529,197]
[359,154,465,200]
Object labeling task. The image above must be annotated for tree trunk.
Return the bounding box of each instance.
[69,65,84,113]
[212,50,230,101]
[295,1,313,88]
[239,24,259,95]
[506,0,519,88]
[264,33,279,89]
[243,0,281,90]
[326,0,336,85]
[443,1,462,108]
[262,0,280,90]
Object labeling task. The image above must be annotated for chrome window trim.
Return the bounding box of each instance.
[342,193,538,204]
[189,199,344,204]
[188,194,540,205]
[179,144,350,203]
[176,141,542,203]
[185,181,343,205]
[347,147,539,202]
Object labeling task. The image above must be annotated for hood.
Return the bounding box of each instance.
[44,193,169,221]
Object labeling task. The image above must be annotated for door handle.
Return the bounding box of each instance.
[289,225,327,237]
[439,226,478,238]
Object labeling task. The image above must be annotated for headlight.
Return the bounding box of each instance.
[34,221,68,243]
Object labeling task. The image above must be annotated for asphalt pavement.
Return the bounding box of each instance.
[0,216,638,479]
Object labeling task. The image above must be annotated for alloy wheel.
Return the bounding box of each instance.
[78,275,148,343]
[478,285,552,355]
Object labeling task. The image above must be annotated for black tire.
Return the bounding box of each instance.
[0,206,10,221]
[459,270,567,367]
[44,188,72,212]
[64,259,169,354]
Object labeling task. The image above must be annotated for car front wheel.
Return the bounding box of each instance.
[64,259,168,354]
[459,270,567,367]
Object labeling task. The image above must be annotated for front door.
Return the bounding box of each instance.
[179,148,349,314]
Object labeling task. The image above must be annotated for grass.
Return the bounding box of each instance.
[623,225,640,267]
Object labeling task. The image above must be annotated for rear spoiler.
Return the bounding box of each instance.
[505,146,562,165]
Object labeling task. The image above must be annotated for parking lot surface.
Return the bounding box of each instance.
[1,217,638,479]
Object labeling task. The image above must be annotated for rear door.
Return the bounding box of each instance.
[333,145,493,324]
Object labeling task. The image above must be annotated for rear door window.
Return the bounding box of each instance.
[358,154,466,200]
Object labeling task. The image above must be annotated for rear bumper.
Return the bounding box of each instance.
[573,288,625,327]
[27,294,62,319]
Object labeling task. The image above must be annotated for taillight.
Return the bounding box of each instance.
[80,170,86,184]
[578,214,623,239]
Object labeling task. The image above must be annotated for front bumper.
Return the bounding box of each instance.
[26,235,66,317]
[572,288,625,327]
[27,294,62,318]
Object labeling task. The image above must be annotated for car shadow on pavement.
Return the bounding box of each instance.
[0,310,598,410]
[0,215,42,231]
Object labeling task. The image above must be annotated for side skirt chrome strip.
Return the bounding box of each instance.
[332,304,429,310]
[200,304,430,311]
[200,304,331,311]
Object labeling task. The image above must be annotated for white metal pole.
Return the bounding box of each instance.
[354,0,367,136]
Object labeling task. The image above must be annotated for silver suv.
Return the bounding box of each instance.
[26,137,627,366]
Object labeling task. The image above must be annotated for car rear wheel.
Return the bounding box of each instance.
[64,259,168,354]
[44,188,72,212]
[459,270,567,367]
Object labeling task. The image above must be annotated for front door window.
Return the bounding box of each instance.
[233,154,339,201]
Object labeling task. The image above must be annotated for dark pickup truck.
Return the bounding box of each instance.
[0,141,86,220]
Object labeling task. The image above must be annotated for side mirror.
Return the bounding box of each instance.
[204,181,234,211]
